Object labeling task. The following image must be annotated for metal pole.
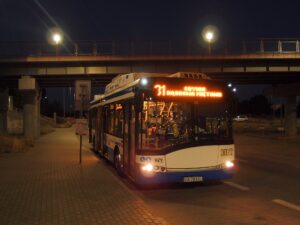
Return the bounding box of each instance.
[278,40,282,53]
[74,43,78,56]
[242,40,246,54]
[208,43,211,55]
[63,88,65,118]
[260,40,264,53]
[93,42,97,55]
[79,135,82,164]
[280,97,283,126]
[55,45,59,56]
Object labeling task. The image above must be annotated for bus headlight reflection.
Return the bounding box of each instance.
[142,163,154,172]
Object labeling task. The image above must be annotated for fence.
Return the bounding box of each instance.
[0,39,299,57]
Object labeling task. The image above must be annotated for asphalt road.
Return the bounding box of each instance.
[112,134,300,225]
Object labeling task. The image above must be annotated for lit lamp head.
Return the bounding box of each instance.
[201,25,219,44]
[205,31,214,43]
[47,27,64,46]
[52,33,62,45]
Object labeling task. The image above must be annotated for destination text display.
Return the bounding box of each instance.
[154,85,223,98]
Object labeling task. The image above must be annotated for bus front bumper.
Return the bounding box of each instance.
[136,169,234,185]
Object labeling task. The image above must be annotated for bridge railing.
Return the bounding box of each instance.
[0,39,299,57]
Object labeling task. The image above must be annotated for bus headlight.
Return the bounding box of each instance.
[140,78,148,86]
[225,161,234,169]
[142,163,154,172]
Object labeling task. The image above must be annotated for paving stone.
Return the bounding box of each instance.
[0,127,167,225]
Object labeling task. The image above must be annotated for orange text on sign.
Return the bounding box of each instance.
[154,85,223,98]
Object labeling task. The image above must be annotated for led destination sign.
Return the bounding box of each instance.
[154,84,223,98]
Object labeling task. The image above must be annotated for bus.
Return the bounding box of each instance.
[89,72,235,185]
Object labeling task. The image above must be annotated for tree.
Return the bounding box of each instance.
[238,94,271,116]
[249,95,271,115]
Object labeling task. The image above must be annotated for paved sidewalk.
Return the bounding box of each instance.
[0,127,167,225]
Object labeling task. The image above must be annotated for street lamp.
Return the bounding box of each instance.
[52,32,63,56]
[205,31,214,43]
[52,33,62,45]
[202,25,219,55]
[47,27,64,56]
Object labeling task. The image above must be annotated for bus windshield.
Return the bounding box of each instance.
[140,100,231,151]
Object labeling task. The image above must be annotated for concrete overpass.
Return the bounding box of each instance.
[1,39,300,137]
[2,53,300,87]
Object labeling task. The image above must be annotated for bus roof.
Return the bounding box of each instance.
[90,72,212,106]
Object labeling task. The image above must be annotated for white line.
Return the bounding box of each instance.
[223,181,250,191]
[272,199,300,213]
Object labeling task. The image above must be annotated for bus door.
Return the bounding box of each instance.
[97,107,103,154]
[123,103,136,177]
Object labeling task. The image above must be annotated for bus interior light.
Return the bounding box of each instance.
[225,161,234,168]
[142,163,154,172]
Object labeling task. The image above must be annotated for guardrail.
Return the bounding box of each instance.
[0,39,299,57]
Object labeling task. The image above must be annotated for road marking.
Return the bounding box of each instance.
[272,199,300,213]
[223,181,250,191]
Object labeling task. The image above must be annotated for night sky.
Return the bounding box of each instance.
[1,0,299,104]
[1,0,300,41]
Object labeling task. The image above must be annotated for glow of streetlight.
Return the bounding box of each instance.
[202,25,219,44]
[52,33,62,45]
[47,27,64,46]
[205,31,214,43]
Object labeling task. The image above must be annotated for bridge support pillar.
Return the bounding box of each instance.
[264,84,300,137]
[19,76,40,139]
[284,95,298,136]
[0,88,8,134]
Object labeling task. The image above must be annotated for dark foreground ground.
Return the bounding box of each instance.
[0,127,299,225]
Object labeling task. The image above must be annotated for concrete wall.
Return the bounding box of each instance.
[7,110,23,134]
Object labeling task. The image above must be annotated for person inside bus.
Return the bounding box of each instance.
[197,116,207,135]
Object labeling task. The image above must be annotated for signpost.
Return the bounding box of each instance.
[75,119,88,164]
[74,80,91,113]
[74,80,90,164]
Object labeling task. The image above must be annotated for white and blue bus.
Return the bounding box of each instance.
[89,72,235,185]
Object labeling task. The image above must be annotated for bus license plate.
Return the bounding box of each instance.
[183,176,203,183]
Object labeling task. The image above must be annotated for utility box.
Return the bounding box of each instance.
[18,76,36,90]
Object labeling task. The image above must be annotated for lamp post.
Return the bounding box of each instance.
[205,31,214,55]
[49,29,64,118]
[202,25,218,55]
[52,32,62,56]
[47,27,63,56]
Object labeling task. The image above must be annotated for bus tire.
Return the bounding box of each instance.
[114,149,124,177]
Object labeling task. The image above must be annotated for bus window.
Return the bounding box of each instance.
[141,99,231,151]
[108,104,115,134]
[114,104,124,138]
[141,100,192,150]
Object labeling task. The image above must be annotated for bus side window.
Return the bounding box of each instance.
[114,104,124,138]
[108,104,115,134]
[103,107,107,133]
